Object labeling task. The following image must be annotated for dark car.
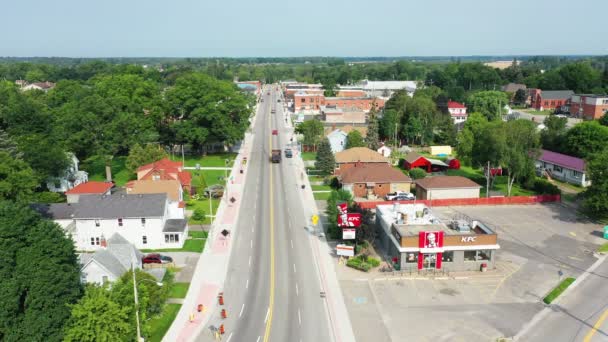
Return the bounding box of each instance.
[393,195,415,201]
[142,254,173,264]
[277,99,281,102]
[285,148,293,158]
[203,184,225,198]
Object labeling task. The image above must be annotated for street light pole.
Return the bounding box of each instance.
[132,261,143,342]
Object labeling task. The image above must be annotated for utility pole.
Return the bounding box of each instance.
[486,161,490,198]
[132,261,142,342]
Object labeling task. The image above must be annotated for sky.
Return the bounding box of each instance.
[2,0,607,57]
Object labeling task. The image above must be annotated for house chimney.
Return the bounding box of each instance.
[100,234,107,248]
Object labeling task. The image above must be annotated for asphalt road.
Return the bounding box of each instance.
[196,86,330,342]
[511,110,583,128]
[521,257,608,342]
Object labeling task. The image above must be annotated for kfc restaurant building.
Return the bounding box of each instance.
[376,203,499,272]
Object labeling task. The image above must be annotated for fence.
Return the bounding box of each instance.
[356,194,561,209]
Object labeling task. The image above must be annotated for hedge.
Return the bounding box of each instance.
[346,255,381,272]
[543,277,575,304]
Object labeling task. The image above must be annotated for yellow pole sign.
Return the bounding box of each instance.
[312,215,319,226]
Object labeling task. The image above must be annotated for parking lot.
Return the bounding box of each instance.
[338,203,605,341]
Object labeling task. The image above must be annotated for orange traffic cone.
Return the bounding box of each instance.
[219,324,225,335]
[221,309,227,319]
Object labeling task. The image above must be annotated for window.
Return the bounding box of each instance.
[551,101,555,106]
[165,234,179,243]
[102,276,108,284]
[95,219,100,227]
[544,101,549,106]
[464,250,477,261]
[572,170,581,178]
[142,236,147,244]
[152,175,160,181]
[141,218,146,225]
[553,165,562,173]
[441,251,454,262]
[90,237,100,246]
[405,253,417,263]
[118,218,123,227]
[464,250,491,261]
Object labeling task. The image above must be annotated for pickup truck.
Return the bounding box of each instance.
[271,149,281,163]
[385,192,415,201]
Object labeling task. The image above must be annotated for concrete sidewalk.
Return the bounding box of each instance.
[162,109,258,342]
[290,138,356,342]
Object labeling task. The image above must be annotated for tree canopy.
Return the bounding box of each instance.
[345,130,365,149]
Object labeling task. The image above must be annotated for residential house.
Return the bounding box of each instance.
[47,153,89,193]
[536,149,590,187]
[320,106,366,124]
[529,89,574,111]
[403,152,449,173]
[334,147,388,175]
[78,233,143,284]
[326,129,348,153]
[137,158,192,195]
[415,176,481,200]
[31,203,77,230]
[65,181,114,203]
[377,145,392,158]
[569,94,608,120]
[339,163,412,199]
[35,193,188,251]
[126,179,185,216]
[22,81,56,92]
[447,101,468,124]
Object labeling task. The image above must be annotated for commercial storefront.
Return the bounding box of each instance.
[376,203,499,272]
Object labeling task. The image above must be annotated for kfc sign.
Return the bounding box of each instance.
[419,231,444,252]
[337,203,362,227]
[461,236,477,243]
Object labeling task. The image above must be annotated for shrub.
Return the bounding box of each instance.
[525,178,561,195]
[543,277,575,304]
[345,255,380,272]
[367,257,381,267]
[192,208,205,221]
[409,168,427,180]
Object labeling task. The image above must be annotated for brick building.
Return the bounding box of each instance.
[334,147,388,175]
[569,94,608,120]
[529,89,574,111]
[293,93,385,112]
[339,163,412,199]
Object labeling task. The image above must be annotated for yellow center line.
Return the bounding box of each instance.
[264,94,276,342]
[583,308,608,342]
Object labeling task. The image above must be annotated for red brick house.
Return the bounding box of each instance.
[334,147,388,175]
[339,163,412,199]
[136,158,192,194]
[529,89,574,111]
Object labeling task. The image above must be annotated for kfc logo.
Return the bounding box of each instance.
[419,231,444,250]
[337,203,362,228]
[461,236,476,243]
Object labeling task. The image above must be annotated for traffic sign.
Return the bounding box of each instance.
[312,215,319,225]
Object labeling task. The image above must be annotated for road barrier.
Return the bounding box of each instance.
[356,194,561,209]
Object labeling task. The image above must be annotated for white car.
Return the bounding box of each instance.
[385,192,415,201]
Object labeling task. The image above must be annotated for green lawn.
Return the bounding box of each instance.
[148,304,181,342]
[446,167,535,197]
[598,243,608,253]
[141,237,206,253]
[168,282,190,299]
[81,156,134,186]
[521,108,553,116]
[308,175,325,183]
[187,198,220,225]
[190,170,228,188]
[543,277,576,304]
[313,192,332,200]
[312,184,332,191]
[301,152,317,161]
[174,153,237,168]
[188,230,209,239]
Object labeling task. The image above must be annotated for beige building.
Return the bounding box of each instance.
[415,176,481,200]
[334,147,388,175]
[321,106,366,124]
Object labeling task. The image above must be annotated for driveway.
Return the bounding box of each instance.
[338,203,605,341]
[162,251,200,283]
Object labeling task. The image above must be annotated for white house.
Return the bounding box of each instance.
[79,233,143,284]
[35,193,188,251]
[327,129,348,153]
[22,81,56,92]
[377,145,392,158]
[536,149,590,187]
[448,101,468,124]
[47,153,89,193]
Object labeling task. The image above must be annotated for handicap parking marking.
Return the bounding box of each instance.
[353,296,368,305]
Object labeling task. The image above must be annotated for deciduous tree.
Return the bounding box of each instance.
[366,107,380,150]
[0,152,39,202]
[126,143,168,172]
[582,149,608,220]
[345,130,365,149]
[466,91,510,121]
[563,121,608,159]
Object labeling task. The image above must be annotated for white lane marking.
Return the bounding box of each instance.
[296,283,299,296]
[252,226,255,233]
[290,240,294,249]
[246,279,249,289]
[293,263,296,273]
[298,308,302,325]
[248,256,251,266]
[253,214,255,221]
[264,308,270,323]
[256,337,261,342]
[227,332,233,342]
[250,240,253,248]
[239,304,245,317]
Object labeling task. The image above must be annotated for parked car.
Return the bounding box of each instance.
[277,99,281,102]
[285,148,293,158]
[271,109,276,114]
[393,194,415,201]
[203,184,225,198]
[385,192,415,201]
[142,254,173,264]
[272,129,278,135]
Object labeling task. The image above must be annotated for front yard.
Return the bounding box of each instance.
[81,156,133,186]
[141,231,207,253]
[149,304,181,342]
[301,152,317,161]
[177,153,236,168]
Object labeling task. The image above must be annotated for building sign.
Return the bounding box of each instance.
[336,244,355,257]
[461,236,477,243]
[342,228,356,240]
[337,203,362,228]
[418,231,444,270]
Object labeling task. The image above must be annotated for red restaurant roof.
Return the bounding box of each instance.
[65,181,113,195]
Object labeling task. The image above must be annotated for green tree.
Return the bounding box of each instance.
[466,91,510,121]
[64,285,133,342]
[315,138,336,175]
[409,168,427,180]
[295,119,324,148]
[125,143,168,173]
[345,130,365,149]
[455,112,488,165]
[0,152,39,202]
[326,189,354,239]
[379,109,400,145]
[0,128,22,158]
[599,113,608,127]
[502,120,540,196]
[514,88,527,105]
[0,201,82,341]
[563,121,608,159]
[559,61,602,93]
[366,107,381,150]
[540,115,568,152]
[582,149,608,219]
[432,115,457,146]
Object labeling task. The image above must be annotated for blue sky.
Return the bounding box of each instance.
[2,0,607,57]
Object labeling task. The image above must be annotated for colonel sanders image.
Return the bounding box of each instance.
[337,203,354,227]
[425,232,438,248]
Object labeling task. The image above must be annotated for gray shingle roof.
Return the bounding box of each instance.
[163,219,188,232]
[74,193,167,219]
[541,90,574,100]
[31,203,76,220]
[81,233,143,279]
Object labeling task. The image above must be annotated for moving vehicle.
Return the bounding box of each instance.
[203,184,225,198]
[277,99,281,102]
[272,129,278,135]
[285,148,293,158]
[271,149,281,163]
[142,254,173,264]
[385,192,415,201]
[271,109,276,114]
